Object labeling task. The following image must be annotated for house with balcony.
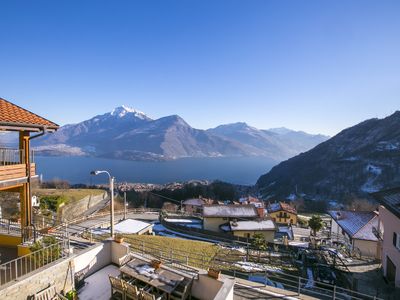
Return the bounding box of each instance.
[267,202,298,225]
[0,97,59,256]
[373,188,400,288]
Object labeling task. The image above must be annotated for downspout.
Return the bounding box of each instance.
[27,126,47,240]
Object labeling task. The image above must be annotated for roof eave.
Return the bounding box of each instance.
[0,122,59,132]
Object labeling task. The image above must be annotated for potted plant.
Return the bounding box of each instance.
[207,268,220,279]
[151,259,162,269]
[114,234,124,243]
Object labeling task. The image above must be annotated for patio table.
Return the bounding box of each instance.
[120,257,185,295]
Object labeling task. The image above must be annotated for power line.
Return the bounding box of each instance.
[148,191,182,204]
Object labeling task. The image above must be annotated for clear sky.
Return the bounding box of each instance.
[1,1,399,136]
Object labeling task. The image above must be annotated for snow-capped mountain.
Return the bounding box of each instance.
[30,105,328,162]
[256,111,400,201]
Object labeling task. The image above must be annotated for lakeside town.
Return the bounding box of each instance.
[1,1,400,299]
[0,98,398,299]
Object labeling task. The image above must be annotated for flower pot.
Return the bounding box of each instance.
[207,268,220,279]
[151,260,162,269]
[114,236,124,243]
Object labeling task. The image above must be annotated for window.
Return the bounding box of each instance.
[393,232,400,250]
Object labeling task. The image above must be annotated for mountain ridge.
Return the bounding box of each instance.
[256,110,400,201]
[20,105,329,162]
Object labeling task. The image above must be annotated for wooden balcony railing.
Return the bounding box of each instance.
[0,148,35,166]
[0,163,36,182]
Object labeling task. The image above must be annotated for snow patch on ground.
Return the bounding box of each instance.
[365,164,382,175]
[234,261,283,273]
[377,141,399,151]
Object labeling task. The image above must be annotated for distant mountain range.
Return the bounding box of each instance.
[20,105,328,162]
[256,111,400,201]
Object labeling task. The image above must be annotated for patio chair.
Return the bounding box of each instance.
[170,277,193,300]
[139,289,167,300]
[119,254,133,266]
[109,275,125,300]
[124,282,140,300]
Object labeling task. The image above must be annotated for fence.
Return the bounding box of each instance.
[124,236,383,300]
[160,215,250,244]
[0,240,69,287]
[0,218,21,235]
[0,148,34,165]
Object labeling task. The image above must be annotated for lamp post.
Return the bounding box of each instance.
[90,170,115,238]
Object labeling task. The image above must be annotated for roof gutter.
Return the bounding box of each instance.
[28,126,47,141]
[0,121,58,132]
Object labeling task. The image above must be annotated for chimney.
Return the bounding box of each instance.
[336,212,342,220]
[257,207,265,219]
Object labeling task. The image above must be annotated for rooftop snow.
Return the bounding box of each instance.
[114,219,153,234]
[229,220,276,231]
[328,211,377,240]
[183,198,205,206]
[203,205,258,218]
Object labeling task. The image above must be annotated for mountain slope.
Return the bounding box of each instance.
[32,106,328,162]
[208,122,328,161]
[256,111,400,201]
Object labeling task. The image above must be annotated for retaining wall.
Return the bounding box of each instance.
[0,257,74,300]
[59,192,107,221]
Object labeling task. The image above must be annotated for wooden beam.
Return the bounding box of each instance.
[0,184,23,192]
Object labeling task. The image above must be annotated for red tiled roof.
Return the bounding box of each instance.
[0,98,59,131]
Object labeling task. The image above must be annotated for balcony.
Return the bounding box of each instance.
[0,148,36,187]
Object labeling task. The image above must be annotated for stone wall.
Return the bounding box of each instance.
[0,257,74,300]
[59,192,107,221]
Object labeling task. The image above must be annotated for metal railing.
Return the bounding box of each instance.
[0,240,69,287]
[124,236,383,300]
[0,218,21,235]
[0,148,35,165]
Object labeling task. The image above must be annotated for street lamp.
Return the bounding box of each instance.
[90,170,115,238]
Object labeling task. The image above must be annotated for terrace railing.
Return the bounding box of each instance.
[124,236,383,300]
[0,148,35,165]
[0,240,69,287]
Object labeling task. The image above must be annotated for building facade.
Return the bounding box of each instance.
[203,205,260,232]
[267,202,298,225]
[373,189,400,288]
[328,210,379,258]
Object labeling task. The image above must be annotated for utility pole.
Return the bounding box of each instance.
[124,192,127,220]
[110,176,115,238]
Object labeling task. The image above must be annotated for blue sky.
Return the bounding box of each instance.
[0,1,399,136]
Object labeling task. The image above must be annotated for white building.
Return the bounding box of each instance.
[328,210,379,258]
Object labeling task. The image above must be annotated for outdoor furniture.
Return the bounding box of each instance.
[124,282,140,300]
[31,285,68,300]
[120,256,186,298]
[109,275,125,300]
[170,277,193,300]
[140,289,167,300]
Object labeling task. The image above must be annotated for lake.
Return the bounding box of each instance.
[35,156,277,185]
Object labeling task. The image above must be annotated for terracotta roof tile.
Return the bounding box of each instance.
[0,98,59,131]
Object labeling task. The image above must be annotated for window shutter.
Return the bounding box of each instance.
[393,232,397,247]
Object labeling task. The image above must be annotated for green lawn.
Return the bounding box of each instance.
[122,234,219,268]
[33,188,104,204]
